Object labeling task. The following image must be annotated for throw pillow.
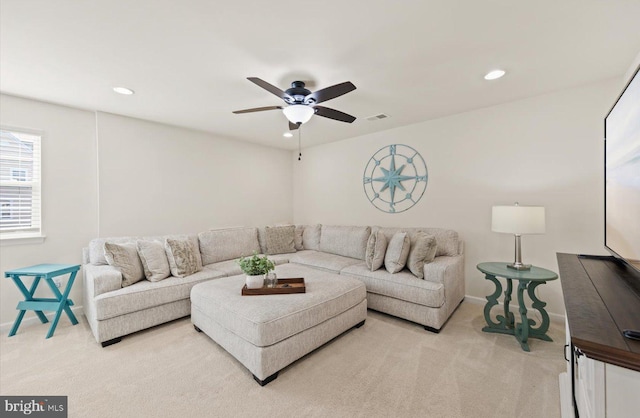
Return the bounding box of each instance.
[365,231,387,271]
[104,242,145,287]
[265,225,296,255]
[136,240,171,282]
[166,234,204,270]
[89,236,137,265]
[406,232,438,279]
[384,232,411,274]
[165,238,199,278]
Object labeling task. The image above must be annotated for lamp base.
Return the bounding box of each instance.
[507,263,532,271]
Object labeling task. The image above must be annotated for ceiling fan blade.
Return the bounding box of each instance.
[313,106,356,123]
[289,121,300,131]
[305,81,356,104]
[247,77,292,101]
[232,106,282,114]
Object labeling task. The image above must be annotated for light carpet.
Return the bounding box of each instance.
[0,302,565,418]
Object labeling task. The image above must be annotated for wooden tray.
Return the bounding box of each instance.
[241,278,306,296]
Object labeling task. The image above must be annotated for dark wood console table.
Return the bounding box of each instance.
[557,253,640,372]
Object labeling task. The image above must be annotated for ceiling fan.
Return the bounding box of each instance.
[233,77,357,130]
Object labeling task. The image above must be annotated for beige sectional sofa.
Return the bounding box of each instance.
[82,225,464,346]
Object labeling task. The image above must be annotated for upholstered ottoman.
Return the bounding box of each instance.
[190,263,367,385]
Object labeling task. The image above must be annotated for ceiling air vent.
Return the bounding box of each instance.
[366,113,389,121]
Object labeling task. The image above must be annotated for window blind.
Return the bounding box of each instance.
[0,129,42,238]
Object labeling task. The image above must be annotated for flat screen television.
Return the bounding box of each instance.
[604,63,640,273]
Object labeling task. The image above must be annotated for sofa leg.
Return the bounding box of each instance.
[354,320,365,329]
[424,325,440,334]
[101,337,122,347]
[194,325,202,333]
[253,372,278,386]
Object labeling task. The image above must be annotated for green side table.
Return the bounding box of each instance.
[477,262,558,352]
[5,263,80,338]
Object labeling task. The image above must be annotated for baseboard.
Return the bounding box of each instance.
[464,295,565,323]
[0,306,84,334]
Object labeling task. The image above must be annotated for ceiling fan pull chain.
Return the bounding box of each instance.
[298,123,302,161]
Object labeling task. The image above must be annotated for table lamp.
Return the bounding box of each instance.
[492,203,545,270]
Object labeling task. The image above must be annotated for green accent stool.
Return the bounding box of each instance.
[477,262,558,352]
[5,264,80,338]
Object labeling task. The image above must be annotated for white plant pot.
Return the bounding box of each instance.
[245,274,264,289]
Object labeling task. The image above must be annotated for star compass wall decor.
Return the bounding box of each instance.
[363,144,428,213]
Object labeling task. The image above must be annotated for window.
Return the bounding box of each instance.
[11,168,27,181]
[1,200,11,219]
[0,128,42,241]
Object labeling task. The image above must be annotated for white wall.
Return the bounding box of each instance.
[623,50,640,82]
[0,98,293,326]
[292,78,620,316]
[96,112,292,236]
[0,94,98,325]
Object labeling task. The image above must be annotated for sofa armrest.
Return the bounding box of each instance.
[423,255,464,285]
[84,264,122,297]
[82,247,90,265]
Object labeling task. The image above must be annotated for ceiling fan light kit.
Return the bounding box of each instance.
[283,105,314,124]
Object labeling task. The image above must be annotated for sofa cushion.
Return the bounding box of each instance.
[104,242,145,287]
[319,225,371,260]
[199,227,260,265]
[89,236,139,265]
[257,227,267,254]
[341,263,445,308]
[263,253,293,267]
[165,238,200,278]
[265,225,296,255]
[302,224,321,250]
[136,240,171,282]
[373,227,459,257]
[294,225,304,250]
[365,230,387,271]
[206,254,290,277]
[94,268,225,320]
[206,259,244,277]
[288,250,361,273]
[385,232,410,273]
[406,232,437,279]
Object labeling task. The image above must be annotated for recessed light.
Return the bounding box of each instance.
[484,70,506,80]
[113,86,135,95]
[283,132,293,138]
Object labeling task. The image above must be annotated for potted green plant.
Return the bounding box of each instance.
[237,253,275,289]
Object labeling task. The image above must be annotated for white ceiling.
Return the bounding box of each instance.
[2,0,640,150]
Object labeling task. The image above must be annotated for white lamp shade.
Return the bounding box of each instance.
[283,105,314,124]
[492,205,545,234]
